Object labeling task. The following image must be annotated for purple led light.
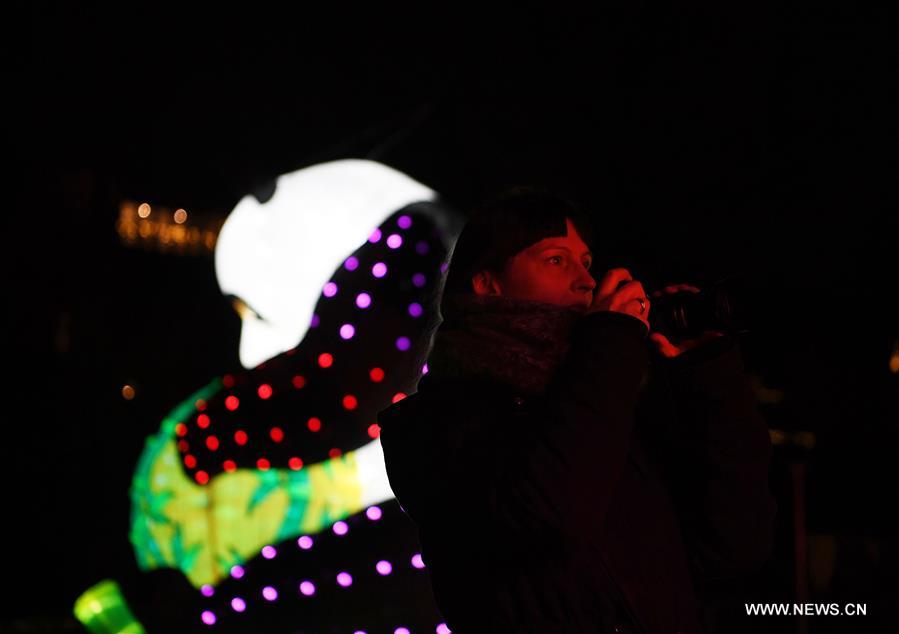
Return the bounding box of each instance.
[262,586,278,601]
[368,228,382,243]
[323,282,338,297]
[408,302,423,318]
[395,628,410,634]
[200,584,215,597]
[336,571,353,587]
[415,240,430,255]
[396,336,411,351]
[411,553,425,569]
[201,611,216,625]
[333,520,349,536]
[372,262,387,278]
[440,262,449,273]
[356,292,372,309]
[412,272,426,288]
[386,233,403,249]
[230,565,245,579]
[398,215,412,229]
[344,256,359,271]
[310,313,320,328]
[354,631,367,634]
[437,624,452,634]
[422,363,429,374]
[298,535,313,550]
[340,324,355,340]
[376,560,393,575]
[299,580,316,596]
[365,505,382,521]
[231,597,246,613]
[262,545,276,560]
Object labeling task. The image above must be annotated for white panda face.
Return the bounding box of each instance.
[215,159,436,368]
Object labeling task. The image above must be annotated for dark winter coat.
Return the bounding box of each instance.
[377,311,777,633]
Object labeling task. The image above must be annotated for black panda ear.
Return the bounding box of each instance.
[251,179,277,204]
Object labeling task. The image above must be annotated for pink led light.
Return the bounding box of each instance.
[344,256,359,271]
[368,228,382,243]
[230,565,245,579]
[386,233,403,249]
[262,586,278,601]
[412,273,426,288]
[422,363,429,374]
[372,262,387,278]
[408,302,423,317]
[398,215,412,229]
[437,624,452,634]
[411,553,425,569]
[299,581,316,596]
[200,584,214,597]
[376,560,393,575]
[340,324,355,339]
[323,282,338,297]
[395,628,410,634]
[262,545,276,559]
[201,611,216,625]
[356,292,372,308]
[336,571,353,587]
[298,535,313,550]
[231,597,246,613]
[396,336,411,351]
[333,521,349,536]
[366,505,382,521]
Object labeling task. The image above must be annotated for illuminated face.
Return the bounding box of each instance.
[473,218,596,309]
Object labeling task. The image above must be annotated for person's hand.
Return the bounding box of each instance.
[587,268,651,331]
[647,283,726,358]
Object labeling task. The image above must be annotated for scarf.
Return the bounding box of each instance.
[424,291,587,397]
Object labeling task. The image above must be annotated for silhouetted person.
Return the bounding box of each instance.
[378,189,776,633]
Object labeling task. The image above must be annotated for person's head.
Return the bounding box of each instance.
[441,187,597,311]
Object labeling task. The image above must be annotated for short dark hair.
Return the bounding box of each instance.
[441,186,595,297]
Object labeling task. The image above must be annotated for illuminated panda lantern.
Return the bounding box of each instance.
[115,160,464,633]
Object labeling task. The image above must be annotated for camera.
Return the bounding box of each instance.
[646,276,748,341]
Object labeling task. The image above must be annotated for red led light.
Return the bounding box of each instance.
[206,436,220,451]
[318,353,333,368]
[367,423,380,439]
[234,430,248,446]
[369,367,385,382]
[223,460,237,472]
[392,392,407,403]
[307,417,322,432]
[196,399,207,411]
[342,395,358,410]
[184,455,197,469]
[288,457,303,470]
[175,423,188,437]
[257,458,270,470]
[270,427,284,443]
[197,414,210,429]
[177,440,189,452]
[258,384,273,400]
[328,448,342,459]
[195,471,209,485]
[223,374,235,388]
[292,375,306,389]
[225,396,240,411]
